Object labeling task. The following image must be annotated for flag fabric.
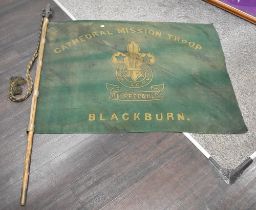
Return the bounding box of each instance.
[35,20,247,134]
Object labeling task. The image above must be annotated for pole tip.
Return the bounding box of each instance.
[20,178,28,206]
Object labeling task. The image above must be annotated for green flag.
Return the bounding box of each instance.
[35,20,247,134]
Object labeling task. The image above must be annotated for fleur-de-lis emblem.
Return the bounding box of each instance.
[112,41,155,88]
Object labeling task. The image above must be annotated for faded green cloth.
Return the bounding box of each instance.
[35,20,247,134]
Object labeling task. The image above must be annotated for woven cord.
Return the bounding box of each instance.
[9,14,45,102]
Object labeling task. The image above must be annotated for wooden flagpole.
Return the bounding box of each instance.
[20,5,51,206]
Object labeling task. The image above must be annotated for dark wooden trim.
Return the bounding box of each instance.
[209,157,254,184]
[204,0,256,24]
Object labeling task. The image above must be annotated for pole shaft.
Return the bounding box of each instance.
[20,17,49,206]
[20,131,34,206]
